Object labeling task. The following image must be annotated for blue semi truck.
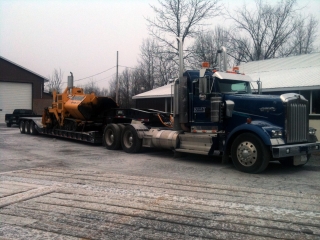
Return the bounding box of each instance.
[19,46,320,173]
[103,46,319,173]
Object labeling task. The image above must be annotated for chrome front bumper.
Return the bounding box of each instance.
[272,142,320,158]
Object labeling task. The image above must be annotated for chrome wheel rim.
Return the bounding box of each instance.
[236,141,257,167]
[105,129,114,145]
[123,131,133,148]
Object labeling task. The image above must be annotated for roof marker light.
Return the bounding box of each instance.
[202,62,210,68]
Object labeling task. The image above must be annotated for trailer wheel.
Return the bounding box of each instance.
[25,121,31,134]
[121,125,142,153]
[29,121,38,135]
[19,121,25,134]
[103,124,121,150]
[231,133,270,173]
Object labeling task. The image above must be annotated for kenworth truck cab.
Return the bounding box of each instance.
[102,46,319,173]
[171,66,319,173]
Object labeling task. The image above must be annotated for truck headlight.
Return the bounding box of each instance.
[309,127,317,135]
[271,130,283,138]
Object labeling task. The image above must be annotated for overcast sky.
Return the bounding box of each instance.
[1,0,319,90]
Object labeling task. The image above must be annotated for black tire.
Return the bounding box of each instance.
[6,122,11,127]
[118,124,125,134]
[103,124,121,150]
[19,121,25,134]
[279,154,310,167]
[30,121,38,135]
[25,121,31,134]
[231,133,270,173]
[121,125,142,153]
[117,124,125,149]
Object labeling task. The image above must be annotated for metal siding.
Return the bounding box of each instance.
[0,82,32,123]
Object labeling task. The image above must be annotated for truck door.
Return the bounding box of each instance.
[191,78,212,123]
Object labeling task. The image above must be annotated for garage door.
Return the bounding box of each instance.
[0,82,32,123]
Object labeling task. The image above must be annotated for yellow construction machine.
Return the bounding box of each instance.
[42,72,118,131]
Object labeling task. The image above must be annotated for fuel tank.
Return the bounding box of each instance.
[64,93,118,121]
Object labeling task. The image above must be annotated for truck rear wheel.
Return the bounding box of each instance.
[103,124,121,150]
[6,123,11,127]
[231,133,270,173]
[19,121,25,134]
[121,125,142,153]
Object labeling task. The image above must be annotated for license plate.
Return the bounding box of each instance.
[293,155,308,166]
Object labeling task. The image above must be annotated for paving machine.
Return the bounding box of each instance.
[42,73,118,131]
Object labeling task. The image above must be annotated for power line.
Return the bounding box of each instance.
[74,66,116,82]
[61,72,116,85]
[95,73,116,83]
[118,65,139,70]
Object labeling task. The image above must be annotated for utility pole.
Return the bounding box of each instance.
[116,51,119,103]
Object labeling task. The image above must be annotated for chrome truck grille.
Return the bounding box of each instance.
[281,93,308,143]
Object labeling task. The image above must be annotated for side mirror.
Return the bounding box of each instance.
[257,80,262,94]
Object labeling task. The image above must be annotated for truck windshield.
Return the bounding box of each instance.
[217,79,252,94]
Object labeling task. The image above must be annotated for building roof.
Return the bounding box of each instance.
[132,52,320,99]
[0,56,49,82]
[132,83,174,99]
[238,52,320,92]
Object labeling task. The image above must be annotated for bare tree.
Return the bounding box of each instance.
[47,68,63,93]
[82,79,101,95]
[189,26,230,68]
[155,47,178,86]
[278,15,319,56]
[119,68,132,108]
[227,0,310,62]
[82,79,110,96]
[98,88,109,97]
[146,0,221,56]
[139,39,157,91]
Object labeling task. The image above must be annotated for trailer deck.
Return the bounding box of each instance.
[19,117,103,144]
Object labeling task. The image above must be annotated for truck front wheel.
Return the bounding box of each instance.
[231,133,270,173]
[19,121,25,134]
[103,124,121,150]
[121,125,142,153]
